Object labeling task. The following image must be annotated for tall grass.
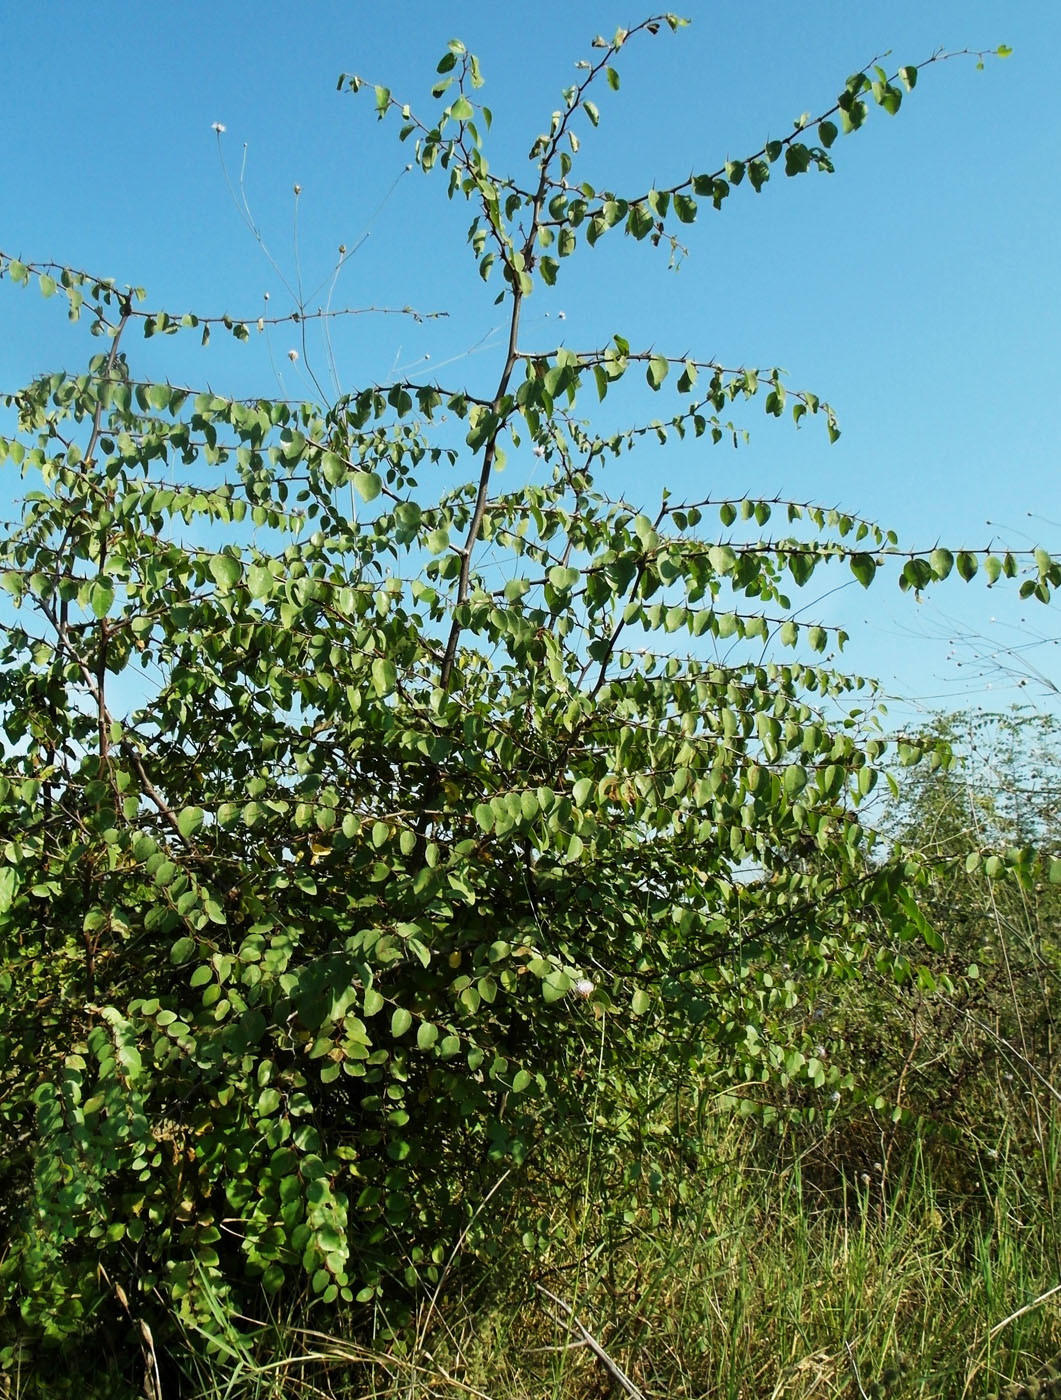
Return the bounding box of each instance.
[32,1109,1050,1400]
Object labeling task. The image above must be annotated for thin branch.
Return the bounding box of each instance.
[989,1282,1061,1339]
[535,1284,648,1400]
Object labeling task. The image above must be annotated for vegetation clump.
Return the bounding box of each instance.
[0,15,1055,1397]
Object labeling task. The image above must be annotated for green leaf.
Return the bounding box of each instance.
[321,451,345,485]
[416,1021,438,1050]
[0,867,18,913]
[782,765,807,799]
[450,95,474,122]
[956,551,978,581]
[371,657,397,696]
[547,565,580,591]
[626,203,654,239]
[247,563,274,599]
[646,354,669,389]
[391,1007,413,1038]
[89,578,115,619]
[353,471,382,501]
[850,553,876,588]
[709,544,737,575]
[257,1087,282,1116]
[930,547,954,580]
[676,360,698,393]
[572,777,594,807]
[631,988,651,1016]
[209,553,242,591]
[177,806,204,839]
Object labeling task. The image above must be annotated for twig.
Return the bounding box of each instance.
[844,1341,870,1400]
[939,997,1061,1109]
[989,1282,1061,1339]
[534,1284,647,1400]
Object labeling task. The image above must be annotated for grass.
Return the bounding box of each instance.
[30,1107,1051,1400]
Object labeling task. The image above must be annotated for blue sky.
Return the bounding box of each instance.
[3,2,1059,723]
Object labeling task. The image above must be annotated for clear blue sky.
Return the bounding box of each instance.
[3,2,1059,723]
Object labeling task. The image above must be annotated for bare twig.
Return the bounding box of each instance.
[989,1281,1061,1339]
[844,1340,871,1400]
[535,1284,647,1400]
[939,997,1061,1109]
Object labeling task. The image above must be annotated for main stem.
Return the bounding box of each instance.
[437,282,524,693]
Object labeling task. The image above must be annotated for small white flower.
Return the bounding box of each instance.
[557,310,566,320]
[263,291,270,301]
[813,1044,826,1059]
[212,122,226,133]
[830,1090,841,1104]
[287,349,298,362]
[532,445,545,458]
[574,978,595,998]
[293,183,302,196]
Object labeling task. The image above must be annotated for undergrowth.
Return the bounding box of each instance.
[7,1110,1058,1400]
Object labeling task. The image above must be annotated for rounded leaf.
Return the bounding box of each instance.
[209,553,242,591]
[391,1006,413,1038]
[177,806,204,839]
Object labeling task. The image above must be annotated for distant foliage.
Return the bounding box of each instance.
[0,12,1033,1362]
